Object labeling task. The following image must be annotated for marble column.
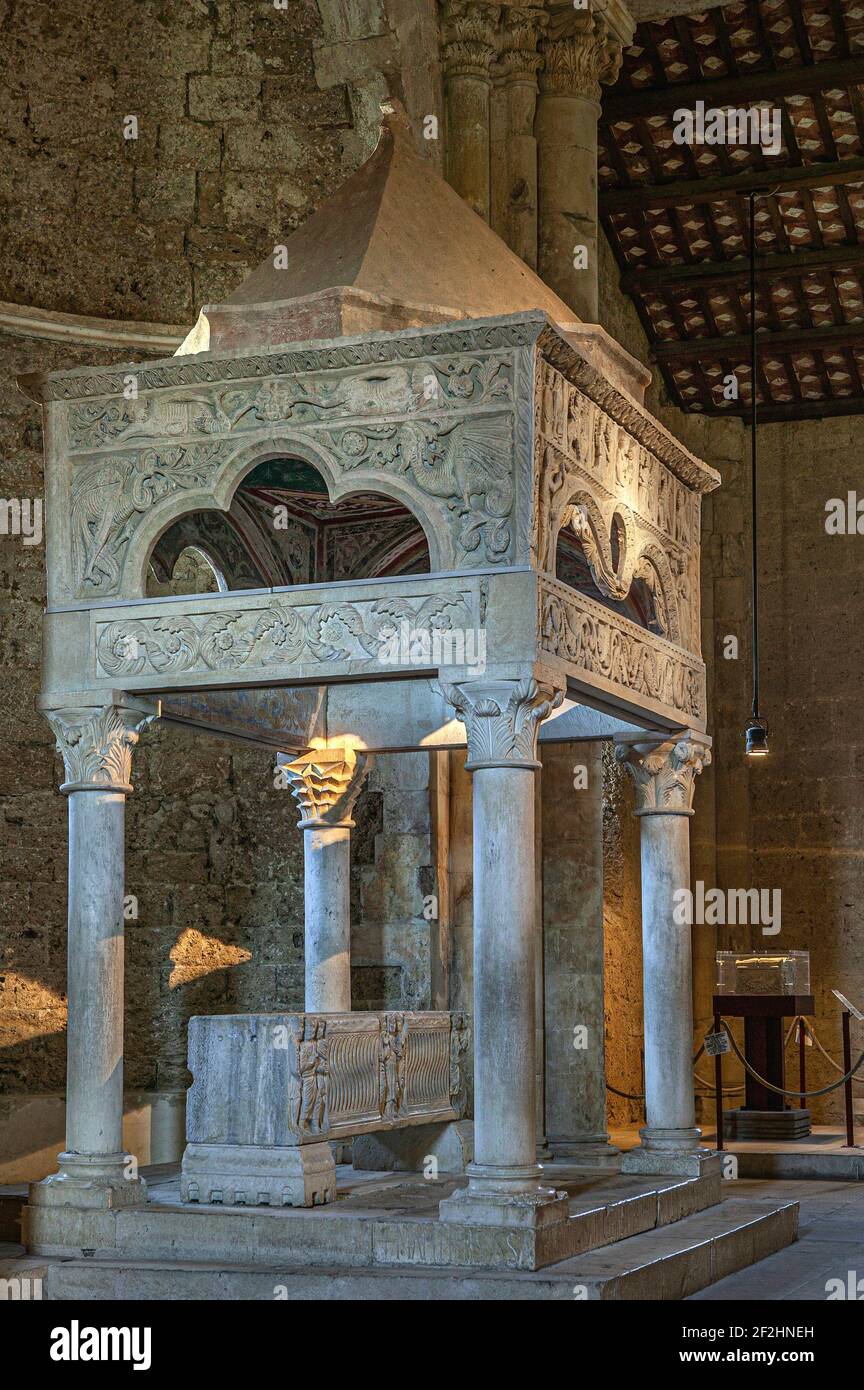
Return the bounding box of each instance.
[29,696,158,1213]
[440,0,501,221]
[491,6,546,265]
[615,734,717,1177]
[279,747,372,1013]
[438,678,569,1230]
[542,741,618,1166]
[536,3,633,321]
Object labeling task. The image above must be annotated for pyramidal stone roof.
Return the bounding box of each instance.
[178,102,579,356]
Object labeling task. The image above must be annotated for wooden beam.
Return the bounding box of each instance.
[602,55,864,122]
[653,323,864,363]
[621,243,864,294]
[698,394,864,424]
[601,156,864,211]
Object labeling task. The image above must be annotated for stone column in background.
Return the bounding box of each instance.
[542,741,619,1166]
[279,747,373,1013]
[438,678,569,1233]
[440,0,501,220]
[536,1,633,321]
[29,696,158,1214]
[491,5,546,265]
[615,734,717,1177]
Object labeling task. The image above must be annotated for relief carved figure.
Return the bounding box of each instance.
[379,1014,406,1121]
[71,444,226,594]
[289,1017,330,1136]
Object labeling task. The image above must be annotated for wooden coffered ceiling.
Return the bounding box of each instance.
[600,0,864,421]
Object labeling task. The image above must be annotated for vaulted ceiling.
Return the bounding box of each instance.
[600,0,864,421]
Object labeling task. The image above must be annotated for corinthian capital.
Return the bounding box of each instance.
[440,1,502,79]
[495,7,547,82]
[539,5,630,101]
[438,677,563,769]
[278,747,372,828]
[42,698,160,794]
[615,735,712,817]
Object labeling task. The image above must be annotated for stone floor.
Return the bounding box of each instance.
[688,1176,864,1300]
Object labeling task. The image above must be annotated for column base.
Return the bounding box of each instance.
[181,1141,336,1208]
[621,1127,720,1178]
[439,1163,568,1230]
[28,1152,148,1211]
[547,1136,621,1170]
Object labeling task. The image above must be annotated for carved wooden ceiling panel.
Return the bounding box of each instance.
[600,0,864,420]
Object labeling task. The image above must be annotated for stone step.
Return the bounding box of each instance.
[7,1197,798,1301]
[23,1171,721,1273]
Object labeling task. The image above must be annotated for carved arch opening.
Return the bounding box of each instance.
[555,525,678,640]
[141,452,432,597]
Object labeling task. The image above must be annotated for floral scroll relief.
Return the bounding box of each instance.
[96,591,475,679]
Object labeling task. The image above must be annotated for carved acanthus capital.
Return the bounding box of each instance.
[438,676,563,769]
[495,7,547,83]
[42,698,159,794]
[615,735,712,817]
[278,747,373,828]
[539,9,627,101]
[440,1,502,79]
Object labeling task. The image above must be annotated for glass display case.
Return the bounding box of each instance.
[715,950,810,996]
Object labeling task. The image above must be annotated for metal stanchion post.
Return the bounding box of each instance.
[842,1010,855,1148]
[714,1012,724,1152]
[799,1016,807,1110]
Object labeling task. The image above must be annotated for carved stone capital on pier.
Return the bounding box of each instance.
[539,3,633,102]
[494,6,547,83]
[614,734,712,817]
[278,746,373,828]
[41,697,160,794]
[438,676,563,770]
[440,0,502,79]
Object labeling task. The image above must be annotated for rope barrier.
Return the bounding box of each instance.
[720,1020,864,1099]
[607,1017,863,1105]
[792,1017,864,1087]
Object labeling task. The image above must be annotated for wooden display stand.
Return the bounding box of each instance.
[714,994,814,1141]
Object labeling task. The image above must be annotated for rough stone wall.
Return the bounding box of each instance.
[0,0,447,1180]
[1,0,352,325]
[599,232,864,1126]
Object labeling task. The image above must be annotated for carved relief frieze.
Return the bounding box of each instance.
[534,355,703,654]
[66,354,513,453]
[539,576,705,722]
[64,350,516,597]
[95,589,476,681]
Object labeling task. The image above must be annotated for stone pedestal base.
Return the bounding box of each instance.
[548,1137,621,1170]
[28,1152,148,1212]
[622,1129,720,1178]
[724,1108,812,1142]
[352,1121,473,1174]
[181,1142,336,1208]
